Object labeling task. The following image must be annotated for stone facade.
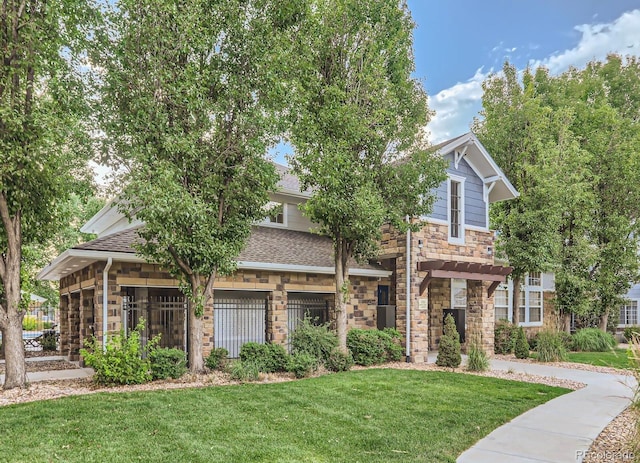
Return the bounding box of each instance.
[59,262,386,361]
[380,220,499,360]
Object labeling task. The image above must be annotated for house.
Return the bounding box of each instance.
[37,132,518,362]
[617,284,640,337]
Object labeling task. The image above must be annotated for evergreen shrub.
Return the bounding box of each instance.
[436,314,461,368]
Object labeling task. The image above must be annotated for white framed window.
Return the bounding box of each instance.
[451,278,467,310]
[494,284,509,321]
[619,301,638,326]
[262,202,287,227]
[447,175,465,244]
[494,273,544,327]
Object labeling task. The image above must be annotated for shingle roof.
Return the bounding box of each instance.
[275,163,310,194]
[73,225,381,272]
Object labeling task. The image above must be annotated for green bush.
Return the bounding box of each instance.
[287,352,317,378]
[494,320,516,354]
[558,331,574,351]
[80,319,158,385]
[572,328,617,352]
[149,348,187,380]
[381,328,404,361]
[325,349,354,372]
[466,338,489,372]
[346,329,385,366]
[513,327,530,359]
[535,330,567,362]
[239,342,288,373]
[229,361,260,382]
[22,315,38,331]
[40,331,58,351]
[205,347,229,371]
[436,314,461,368]
[289,317,338,365]
[623,326,640,343]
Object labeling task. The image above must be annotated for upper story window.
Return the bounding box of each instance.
[448,175,465,244]
[263,202,286,227]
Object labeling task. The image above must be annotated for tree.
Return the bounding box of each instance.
[289,0,446,350]
[0,0,96,389]
[100,0,295,371]
[477,57,640,331]
[475,64,567,325]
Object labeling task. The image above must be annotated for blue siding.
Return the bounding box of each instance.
[425,152,487,229]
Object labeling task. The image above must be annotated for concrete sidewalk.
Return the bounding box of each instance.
[456,357,637,463]
[0,356,94,383]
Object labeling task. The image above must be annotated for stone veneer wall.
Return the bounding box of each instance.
[380,220,498,360]
[59,261,386,360]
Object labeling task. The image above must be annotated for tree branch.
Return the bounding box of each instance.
[167,245,193,278]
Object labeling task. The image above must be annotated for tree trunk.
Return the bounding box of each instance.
[1,315,26,389]
[563,312,571,333]
[511,275,521,326]
[599,311,609,332]
[334,240,350,352]
[187,305,204,373]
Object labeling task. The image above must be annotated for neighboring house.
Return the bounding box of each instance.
[37,132,518,362]
[619,283,640,334]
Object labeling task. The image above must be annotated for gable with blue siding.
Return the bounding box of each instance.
[427,152,487,229]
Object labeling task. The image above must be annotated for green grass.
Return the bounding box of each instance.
[0,369,569,463]
[565,348,632,369]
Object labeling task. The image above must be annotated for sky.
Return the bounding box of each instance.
[407,0,640,143]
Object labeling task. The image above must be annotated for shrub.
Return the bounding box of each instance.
[205,347,229,371]
[325,349,354,372]
[149,348,187,380]
[229,361,260,382]
[572,328,617,352]
[40,331,58,351]
[289,317,338,365]
[22,315,38,331]
[513,327,530,359]
[239,342,288,373]
[494,320,516,354]
[623,326,640,343]
[381,328,404,361]
[535,330,567,362]
[558,331,574,351]
[347,329,386,366]
[80,319,158,385]
[436,314,461,368]
[287,352,317,378]
[466,337,489,372]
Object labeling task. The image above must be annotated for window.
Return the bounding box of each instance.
[263,202,286,226]
[448,176,465,243]
[619,301,638,326]
[494,284,509,321]
[494,273,544,326]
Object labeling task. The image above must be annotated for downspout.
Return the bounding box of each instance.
[405,215,411,362]
[102,257,113,352]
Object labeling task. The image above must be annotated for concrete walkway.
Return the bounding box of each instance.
[0,356,94,384]
[455,357,637,463]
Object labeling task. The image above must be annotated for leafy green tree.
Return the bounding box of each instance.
[475,64,567,325]
[100,0,294,371]
[289,0,446,350]
[0,0,97,389]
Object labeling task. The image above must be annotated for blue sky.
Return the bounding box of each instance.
[407,0,640,142]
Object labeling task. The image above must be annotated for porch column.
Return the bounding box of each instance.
[68,293,81,361]
[267,277,287,346]
[59,294,70,357]
[467,280,495,355]
[428,279,450,351]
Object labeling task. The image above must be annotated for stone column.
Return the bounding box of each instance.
[59,294,70,358]
[68,293,81,361]
[428,279,450,351]
[268,283,288,346]
[466,280,494,355]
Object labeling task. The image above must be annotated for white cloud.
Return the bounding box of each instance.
[428,9,640,144]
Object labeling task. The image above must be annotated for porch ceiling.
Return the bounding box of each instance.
[417,259,513,296]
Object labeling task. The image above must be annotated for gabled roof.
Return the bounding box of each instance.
[433,132,519,203]
[37,226,390,281]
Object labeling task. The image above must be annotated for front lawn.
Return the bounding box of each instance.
[565,348,632,370]
[0,369,569,463]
